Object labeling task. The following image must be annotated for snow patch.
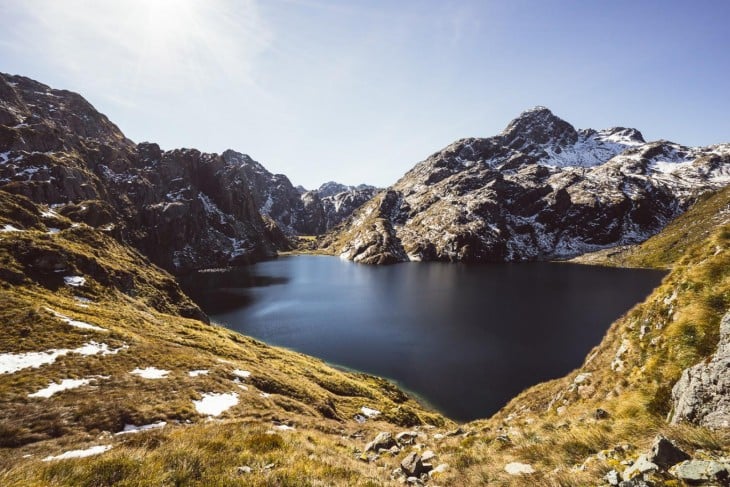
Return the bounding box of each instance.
[41,209,61,219]
[28,378,94,398]
[193,392,239,416]
[131,367,169,379]
[232,369,251,378]
[188,369,209,377]
[46,307,107,332]
[63,276,86,287]
[504,462,535,475]
[360,406,381,418]
[0,342,124,374]
[650,160,695,174]
[116,421,167,435]
[74,296,93,308]
[43,445,112,462]
[1,224,22,232]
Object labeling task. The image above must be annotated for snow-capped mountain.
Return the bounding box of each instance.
[323,107,730,264]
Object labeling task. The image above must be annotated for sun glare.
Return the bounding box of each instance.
[142,0,199,44]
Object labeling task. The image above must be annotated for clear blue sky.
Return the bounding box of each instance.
[1,0,728,188]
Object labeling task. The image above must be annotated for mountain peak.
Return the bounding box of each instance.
[500,106,579,150]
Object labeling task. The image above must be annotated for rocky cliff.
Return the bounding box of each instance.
[220,151,379,236]
[0,73,374,273]
[323,107,730,264]
[0,73,282,273]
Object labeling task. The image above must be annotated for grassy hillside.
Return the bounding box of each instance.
[444,189,730,485]
[0,191,449,486]
[572,185,730,269]
[1,186,729,486]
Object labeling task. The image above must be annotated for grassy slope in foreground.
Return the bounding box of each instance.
[1,186,729,486]
[0,191,449,486]
[442,186,729,485]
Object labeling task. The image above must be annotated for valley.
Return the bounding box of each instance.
[0,72,728,486]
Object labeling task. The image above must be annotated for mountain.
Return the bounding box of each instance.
[322,107,730,264]
[220,154,379,236]
[1,74,729,486]
[0,73,374,273]
[2,181,728,486]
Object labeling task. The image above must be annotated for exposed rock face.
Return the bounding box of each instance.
[0,73,280,273]
[670,460,730,485]
[218,156,380,236]
[324,107,730,264]
[671,310,730,429]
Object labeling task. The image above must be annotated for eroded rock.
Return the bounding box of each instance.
[671,311,730,429]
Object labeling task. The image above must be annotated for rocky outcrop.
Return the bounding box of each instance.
[671,310,730,429]
[217,155,379,236]
[605,436,729,487]
[324,107,730,264]
[0,73,282,273]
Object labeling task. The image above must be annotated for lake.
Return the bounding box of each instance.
[181,255,665,422]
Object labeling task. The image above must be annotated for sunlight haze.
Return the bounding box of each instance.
[1,0,728,188]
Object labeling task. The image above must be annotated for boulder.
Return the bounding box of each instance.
[365,432,396,452]
[622,454,659,480]
[670,460,730,485]
[401,452,428,477]
[421,450,436,462]
[648,435,690,469]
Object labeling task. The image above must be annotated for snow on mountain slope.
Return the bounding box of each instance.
[324,108,729,264]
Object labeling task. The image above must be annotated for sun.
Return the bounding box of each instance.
[141,0,200,45]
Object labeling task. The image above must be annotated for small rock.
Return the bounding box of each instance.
[648,435,690,469]
[574,372,592,384]
[421,450,436,462]
[504,462,535,475]
[401,452,428,477]
[396,431,419,445]
[237,466,252,475]
[622,454,658,480]
[594,408,610,420]
[605,469,620,485]
[387,445,401,455]
[618,481,651,487]
[365,432,396,452]
[670,459,730,485]
[405,476,423,486]
[263,463,275,470]
[496,434,511,444]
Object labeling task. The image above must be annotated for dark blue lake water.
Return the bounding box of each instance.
[182,256,664,421]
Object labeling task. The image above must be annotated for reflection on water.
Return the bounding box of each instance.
[181,256,665,421]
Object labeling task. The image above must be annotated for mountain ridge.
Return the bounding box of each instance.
[322,107,729,264]
[0,72,374,273]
